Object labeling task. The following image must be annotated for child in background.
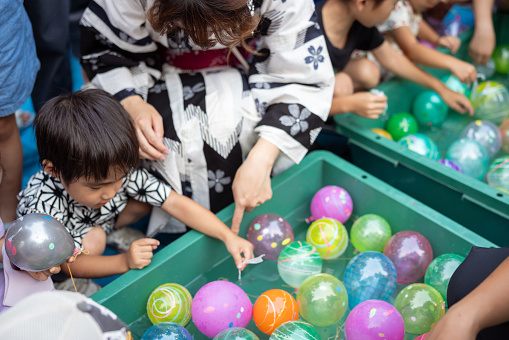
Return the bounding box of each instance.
[317,0,473,119]
[377,0,477,83]
[17,89,254,279]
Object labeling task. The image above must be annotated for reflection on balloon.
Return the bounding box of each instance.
[424,254,465,305]
[398,133,441,160]
[460,120,502,157]
[141,322,193,340]
[146,283,192,326]
[277,241,323,288]
[350,214,392,253]
[446,138,489,180]
[247,214,294,261]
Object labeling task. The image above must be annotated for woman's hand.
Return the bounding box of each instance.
[349,92,388,119]
[437,87,474,115]
[223,233,254,270]
[120,95,169,160]
[231,139,280,235]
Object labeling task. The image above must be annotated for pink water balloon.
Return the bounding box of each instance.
[308,186,353,223]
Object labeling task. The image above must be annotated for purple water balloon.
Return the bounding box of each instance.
[309,186,353,224]
[247,213,294,261]
[383,231,433,284]
[191,281,253,338]
[345,300,405,340]
[438,159,463,173]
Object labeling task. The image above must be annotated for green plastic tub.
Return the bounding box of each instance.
[334,14,509,245]
[92,151,496,340]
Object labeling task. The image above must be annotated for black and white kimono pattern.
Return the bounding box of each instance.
[17,169,171,249]
[80,0,334,232]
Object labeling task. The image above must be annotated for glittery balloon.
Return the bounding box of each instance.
[306,218,348,260]
[425,254,465,305]
[4,213,75,271]
[147,283,192,326]
[277,241,323,288]
[500,119,509,153]
[309,185,353,224]
[372,128,393,140]
[214,328,260,340]
[412,91,448,127]
[253,289,298,334]
[386,113,419,141]
[383,231,433,284]
[344,252,397,309]
[446,138,489,180]
[350,214,392,252]
[493,45,509,74]
[191,281,253,338]
[438,159,463,173]
[344,300,405,340]
[269,321,320,340]
[247,214,294,261]
[141,322,192,340]
[460,120,502,157]
[398,133,441,160]
[441,74,467,95]
[394,284,445,334]
[297,273,348,327]
[470,81,509,124]
[486,156,509,194]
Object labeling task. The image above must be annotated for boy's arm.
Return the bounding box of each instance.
[426,256,509,340]
[373,41,473,115]
[388,26,476,83]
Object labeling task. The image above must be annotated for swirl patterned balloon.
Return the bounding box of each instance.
[425,254,465,305]
[394,284,445,334]
[253,289,298,334]
[383,231,433,284]
[141,322,192,340]
[438,159,463,173]
[446,138,489,180]
[269,321,320,340]
[398,133,441,160]
[309,185,353,223]
[460,120,502,157]
[306,218,348,260]
[486,156,509,194]
[350,214,392,253]
[344,252,397,309]
[147,283,193,326]
[4,213,75,271]
[247,214,294,261]
[345,300,405,340]
[470,81,509,124]
[214,328,260,340]
[277,241,323,288]
[441,74,467,95]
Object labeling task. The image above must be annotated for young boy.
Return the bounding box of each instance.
[17,89,254,279]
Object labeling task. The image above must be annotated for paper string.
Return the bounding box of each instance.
[238,254,265,283]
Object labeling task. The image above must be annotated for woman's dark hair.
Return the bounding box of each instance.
[34,89,140,184]
[148,0,259,50]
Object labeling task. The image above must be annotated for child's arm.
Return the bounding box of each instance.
[373,41,473,115]
[417,20,461,54]
[330,92,387,118]
[161,193,254,270]
[426,256,509,340]
[388,26,476,84]
[469,0,496,65]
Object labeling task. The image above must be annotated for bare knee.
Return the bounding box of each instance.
[115,199,152,229]
[333,72,354,98]
[352,59,380,91]
[81,227,107,255]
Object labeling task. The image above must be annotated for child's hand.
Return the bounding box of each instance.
[26,256,75,281]
[350,92,387,119]
[437,35,461,54]
[438,88,474,116]
[224,233,254,270]
[125,238,159,270]
[449,60,477,84]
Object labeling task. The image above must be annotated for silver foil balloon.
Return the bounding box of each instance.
[4,213,75,271]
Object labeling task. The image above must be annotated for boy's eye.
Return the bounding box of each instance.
[88,186,102,191]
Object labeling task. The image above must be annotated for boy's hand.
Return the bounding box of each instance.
[438,88,474,116]
[437,35,461,54]
[224,234,254,270]
[350,92,387,119]
[125,238,159,270]
[26,256,75,281]
[449,60,477,84]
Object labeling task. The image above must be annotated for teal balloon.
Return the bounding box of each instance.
[214,328,260,340]
[424,254,465,306]
[412,91,448,127]
[269,321,320,340]
[493,45,509,74]
[446,138,489,180]
[398,133,441,160]
[441,75,467,95]
[386,113,419,141]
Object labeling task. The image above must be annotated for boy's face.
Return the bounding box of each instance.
[357,0,399,28]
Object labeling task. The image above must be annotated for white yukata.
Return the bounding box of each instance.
[79,0,334,233]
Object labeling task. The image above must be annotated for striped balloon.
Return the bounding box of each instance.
[277,241,323,288]
[253,289,298,334]
[310,186,353,223]
[306,218,348,259]
[269,321,320,340]
[146,283,193,326]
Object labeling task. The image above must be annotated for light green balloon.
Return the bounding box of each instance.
[394,283,445,334]
[297,273,348,327]
[269,321,320,340]
[425,254,465,306]
[350,214,392,252]
[277,241,323,288]
[214,327,260,340]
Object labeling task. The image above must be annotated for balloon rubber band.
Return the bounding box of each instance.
[66,249,89,293]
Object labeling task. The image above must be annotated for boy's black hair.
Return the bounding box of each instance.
[34,89,140,183]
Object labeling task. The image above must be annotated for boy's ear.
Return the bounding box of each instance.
[355,0,367,11]
[42,160,58,178]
